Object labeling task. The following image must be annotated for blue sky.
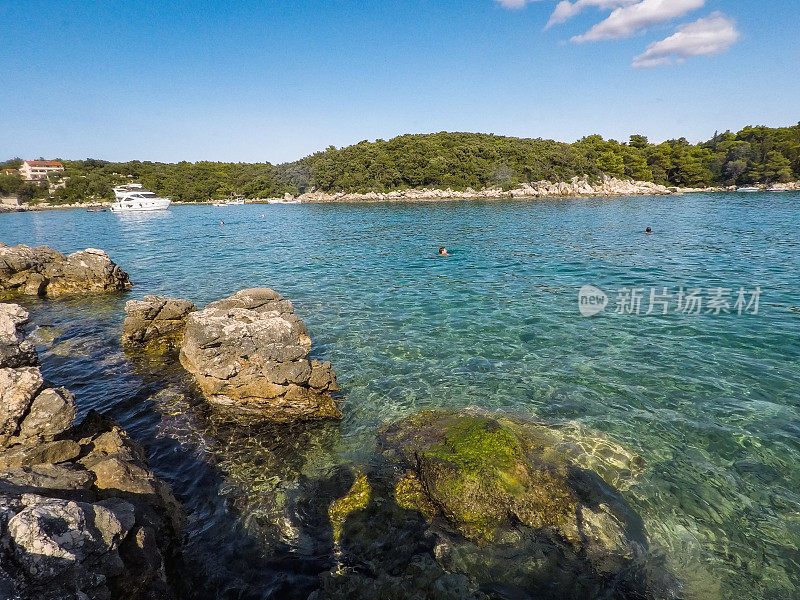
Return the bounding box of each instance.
[2,0,798,164]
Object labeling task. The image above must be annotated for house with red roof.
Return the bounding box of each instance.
[19,160,64,181]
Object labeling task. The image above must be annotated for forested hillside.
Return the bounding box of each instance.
[2,123,799,203]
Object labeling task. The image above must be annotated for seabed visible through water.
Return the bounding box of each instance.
[2,192,799,599]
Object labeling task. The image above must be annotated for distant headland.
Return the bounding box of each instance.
[2,123,799,207]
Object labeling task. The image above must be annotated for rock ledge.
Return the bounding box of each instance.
[0,242,131,298]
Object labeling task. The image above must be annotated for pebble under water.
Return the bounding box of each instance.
[1,193,799,599]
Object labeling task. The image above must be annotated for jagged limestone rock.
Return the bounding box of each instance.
[122,295,197,350]
[179,288,341,422]
[0,303,36,368]
[0,244,131,298]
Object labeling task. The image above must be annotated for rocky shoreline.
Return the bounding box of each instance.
[0,303,183,600]
[6,178,800,210]
[287,175,674,203]
[284,177,800,203]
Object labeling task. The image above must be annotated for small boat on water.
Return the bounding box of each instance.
[736,186,760,193]
[768,187,788,193]
[110,184,171,212]
[86,207,106,213]
[212,201,228,207]
[267,198,301,205]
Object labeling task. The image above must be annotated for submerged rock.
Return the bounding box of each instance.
[0,302,183,600]
[179,288,341,422]
[0,243,131,298]
[370,409,649,598]
[312,409,664,599]
[122,294,197,350]
[379,409,649,575]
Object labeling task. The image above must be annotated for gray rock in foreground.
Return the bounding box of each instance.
[0,303,37,368]
[0,302,182,600]
[122,295,197,350]
[0,243,131,298]
[0,304,75,447]
[179,288,341,422]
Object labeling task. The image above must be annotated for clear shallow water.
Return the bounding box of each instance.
[2,193,800,599]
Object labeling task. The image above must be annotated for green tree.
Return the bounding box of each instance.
[596,151,625,177]
[629,135,649,150]
[623,149,653,181]
[759,151,793,183]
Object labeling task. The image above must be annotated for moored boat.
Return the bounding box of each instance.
[110,184,171,212]
[736,186,760,193]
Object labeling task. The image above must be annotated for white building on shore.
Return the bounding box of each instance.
[19,160,64,181]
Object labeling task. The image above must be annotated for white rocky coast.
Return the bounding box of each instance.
[270,175,675,203]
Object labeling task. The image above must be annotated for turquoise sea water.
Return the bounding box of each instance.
[1,193,799,599]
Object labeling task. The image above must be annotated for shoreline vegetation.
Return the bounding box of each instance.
[2,124,799,208]
[5,177,800,212]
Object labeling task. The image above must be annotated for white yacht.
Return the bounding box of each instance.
[110,184,171,212]
[736,186,760,193]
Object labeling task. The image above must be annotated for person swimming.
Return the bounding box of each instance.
[438,246,450,257]
[645,227,653,234]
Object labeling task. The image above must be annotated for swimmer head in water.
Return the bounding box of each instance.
[645,227,652,234]
[438,247,450,257]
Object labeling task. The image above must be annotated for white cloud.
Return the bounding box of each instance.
[572,0,706,42]
[546,0,637,29]
[632,12,739,68]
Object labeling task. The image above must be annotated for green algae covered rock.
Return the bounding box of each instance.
[379,409,647,565]
[329,470,370,546]
[316,410,664,599]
